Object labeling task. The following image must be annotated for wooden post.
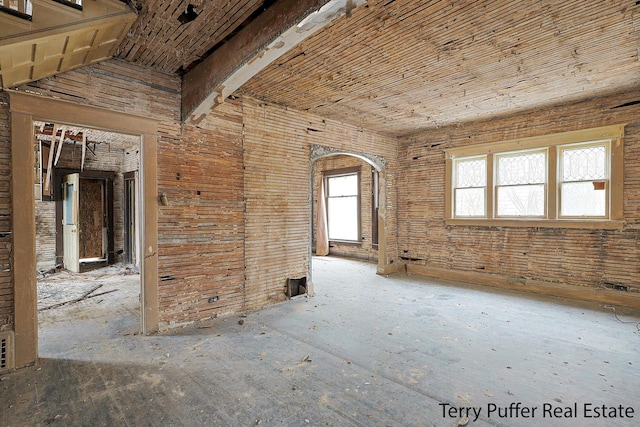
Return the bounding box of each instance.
[11,110,38,368]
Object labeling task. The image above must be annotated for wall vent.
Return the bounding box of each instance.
[0,331,15,372]
[286,277,307,298]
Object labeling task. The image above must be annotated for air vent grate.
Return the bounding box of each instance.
[0,331,15,372]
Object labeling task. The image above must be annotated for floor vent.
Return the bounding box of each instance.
[0,331,15,372]
[286,277,307,298]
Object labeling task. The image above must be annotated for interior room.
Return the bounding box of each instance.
[1,0,639,425]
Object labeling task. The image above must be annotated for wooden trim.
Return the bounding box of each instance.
[322,165,361,177]
[486,154,494,219]
[11,111,37,368]
[444,218,624,229]
[406,264,640,309]
[7,90,156,133]
[141,131,158,334]
[548,147,557,219]
[445,124,626,226]
[0,5,32,21]
[8,91,159,367]
[444,124,627,158]
[444,158,452,219]
[329,240,362,247]
[0,9,134,44]
[610,136,624,221]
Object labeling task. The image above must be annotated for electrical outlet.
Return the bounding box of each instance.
[208,296,219,303]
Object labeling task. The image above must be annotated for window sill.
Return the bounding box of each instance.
[329,240,362,247]
[445,218,624,230]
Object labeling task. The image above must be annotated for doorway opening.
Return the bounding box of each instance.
[312,154,380,263]
[33,123,143,355]
[309,148,387,295]
[9,91,158,368]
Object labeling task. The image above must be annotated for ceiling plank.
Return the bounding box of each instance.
[182,0,367,125]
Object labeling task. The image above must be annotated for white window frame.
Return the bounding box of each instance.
[445,124,625,229]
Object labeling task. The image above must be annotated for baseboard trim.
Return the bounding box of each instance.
[405,264,640,309]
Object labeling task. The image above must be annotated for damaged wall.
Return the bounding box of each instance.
[1,59,397,333]
[0,92,11,330]
[242,97,397,307]
[157,102,245,327]
[34,140,128,268]
[397,90,640,308]
[0,59,212,331]
[312,155,378,262]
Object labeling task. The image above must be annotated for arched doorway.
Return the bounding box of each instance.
[308,145,390,294]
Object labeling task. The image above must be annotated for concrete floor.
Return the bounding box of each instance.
[1,257,639,426]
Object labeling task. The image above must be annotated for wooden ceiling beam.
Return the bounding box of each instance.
[182,0,367,126]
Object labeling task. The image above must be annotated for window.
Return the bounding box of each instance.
[559,142,608,218]
[325,167,360,242]
[495,149,546,217]
[453,156,486,217]
[445,124,625,228]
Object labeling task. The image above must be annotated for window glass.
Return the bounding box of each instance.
[326,173,359,241]
[560,143,608,217]
[454,157,486,217]
[328,174,358,197]
[496,151,546,217]
[445,125,623,226]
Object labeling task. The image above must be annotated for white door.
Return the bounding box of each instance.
[63,173,80,273]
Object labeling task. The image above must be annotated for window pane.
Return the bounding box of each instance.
[456,158,486,188]
[455,188,485,217]
[497,152,545,185]
[562,145,606,181]
[328,174,358,197]
[64,183,75,225]
[561,182,606,217]
[496,184,545,216]
[328,196,358,240]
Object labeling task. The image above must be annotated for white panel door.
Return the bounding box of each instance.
[63,173,80,273]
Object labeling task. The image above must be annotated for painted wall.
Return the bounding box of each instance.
[397,90,640,307]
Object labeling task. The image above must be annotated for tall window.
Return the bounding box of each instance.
[325,168,360,242]
[445,124,624,228]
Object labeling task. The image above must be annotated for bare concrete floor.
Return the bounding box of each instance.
[2,257,639,426]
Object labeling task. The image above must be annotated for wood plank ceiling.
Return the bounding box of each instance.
[66,0,639,136]
[117,0,267,74]
[236,0,640,136]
